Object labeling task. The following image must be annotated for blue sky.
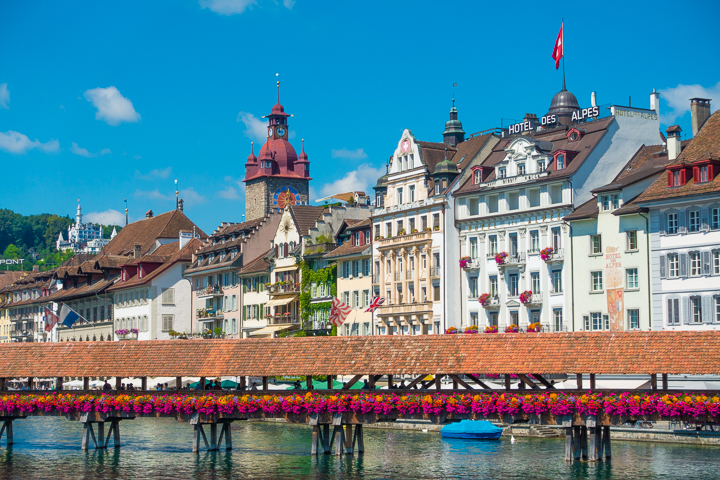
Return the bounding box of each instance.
[1,0,719,233]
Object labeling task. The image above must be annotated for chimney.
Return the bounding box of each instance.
[133,243,142,259]
[666,125,682,161]
[690,98,711,136]
[145,210,154,218]
[650,89,660,116]
[179,231,192,250]
[523,113,538,129]
[591,92,597,108]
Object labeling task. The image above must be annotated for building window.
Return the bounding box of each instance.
[700,166,709,183]
[509,233,518,255]
[672,171,681,187]
[553,309,563,332]
[712,207,720,229]
[688,210,700,232]
[667,212,678,234]
[508,274,519,297]
[409,185,415,203]
[161,315,173,332]
[470,312,478,326]
[691,297,702,324]
[421,216,428,231]
[530,231,539,252]
[591,271,603,292]
[591,312,603,331]
[433,214,440,229]
[715,296,720,323]
[517,164,525,175]
[489,235,498,255]
[531,272,540,293]
[552,228,561,250]
[510,311,519,325]
[489,276,498,297]
[498,167,506,179]
[667,298,680,325]
[689,252,701,276]
[556,154,565,170]
[538,159,545,171]
[353,291,360,308]
[435,182,441,195]
[590,235,602,254]
[363,259,370,276]
[474,170,481,184]
[470,237,478,258]
[668,253,679,277]
[363,290,370,308]
[552,270,562,293]
[714,251,720,274]
[626,268,638,289]
[161,288,175,305]
[612,195,620,209]
[398,188,404,204]
[601,196,611,211]
[469,277,478,297]
[628,309,639,330]
[627,230,638,250]
[386,222,392,237]
[433,285,440,301]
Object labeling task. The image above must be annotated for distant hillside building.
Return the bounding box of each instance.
[56,201,115,253]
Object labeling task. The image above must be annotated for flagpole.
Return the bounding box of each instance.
[561,19,566,91]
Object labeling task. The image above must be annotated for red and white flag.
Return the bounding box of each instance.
[328,297,352,326]
[552,23,563,70]
[44,306,59,332]
[364,296,385,313]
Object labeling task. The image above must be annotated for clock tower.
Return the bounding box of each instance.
[243,82,311,222]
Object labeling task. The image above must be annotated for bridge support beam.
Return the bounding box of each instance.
[564,427,573,461]
[190,415,233,453]
[80,417,125,450]
[0,419,16,446]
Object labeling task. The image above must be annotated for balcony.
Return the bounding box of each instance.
[376,301,433,316]
[266,314,300,325]
[406,270,415,280]
[498,252,526,268]
[461,258,483,270]
[481,296,501,309]
[376,230,431,248]
[11,329,34,338]
[268,282,300,295]
[431,266,441,278]
[196,308,224,320]
[544,248,565,264]
[197,285,224,298]
[522,293,543,307]
[10,313,34,322]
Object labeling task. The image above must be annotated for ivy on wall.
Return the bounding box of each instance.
[298,260,337,329]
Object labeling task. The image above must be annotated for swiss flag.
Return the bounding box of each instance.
[44,306,59,332]
[552,23,563,70]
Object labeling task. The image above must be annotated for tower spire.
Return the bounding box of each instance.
[277,80,280,103]
[175,179,179,210]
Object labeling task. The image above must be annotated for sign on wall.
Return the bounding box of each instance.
[605,246,624,331]
[0,259,25,265]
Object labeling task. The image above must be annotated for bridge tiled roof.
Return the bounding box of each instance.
[0,331,718,378]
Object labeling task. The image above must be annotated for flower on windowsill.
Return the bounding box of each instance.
[445,326,458,334]
[433,226,440,231]
[540,247,554,261]
[459,256,471,268]
[519,291,533,304]
[504,324,519,333]
[478,293,491,306]
[495,252,508,265]
[527,322,542,332]
[411,229,418,233]
[464,325,479,334]
[484,325,498,333]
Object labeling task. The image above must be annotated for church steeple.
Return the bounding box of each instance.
[443,98,465,147]
[75,199,83,226]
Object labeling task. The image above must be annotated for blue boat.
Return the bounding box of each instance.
[440,420,503,440]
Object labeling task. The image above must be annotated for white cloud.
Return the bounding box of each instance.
[0,130,59,154]
[70,142,95,158]
[659,82,720,124]
[100,148,112,155]
[133,154,142,160]
[0,83,9,109]
[237,111,268,143]
[316,163,384,199]
[200,0,257,15]
[134,189,173,201]
[283,0,295,9]
[217,186,242,200]
[331,147,368,160]
[134,167,172,181]
[84,209,125,226]
[83,86,141,126]
[180,187,208,205]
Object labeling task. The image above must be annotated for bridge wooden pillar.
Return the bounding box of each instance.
[0,378,5,391]
[56,377,63,391]
[580,426,588,460]
[589,374,596,390]
[573,426,581,460]
[115,377,122,391]
[27,377,34,391]
[650,374,658,390]
[262,376,268,390]
[368,375,376,389]
[327,375,333,389]
[434,375,442,390]
[602,426,612,459]
[306,376,313,390]
[176,377,182,392]
[199,377,206,390]
[564,426,573,461]
[662,374,668,390]
[576,374,583,390]
[387,374,393,389]
[141,377,147,391]
[0,419,15,446]
[83,377,89,391]
[238,376,246,390]
[504,374,511,390]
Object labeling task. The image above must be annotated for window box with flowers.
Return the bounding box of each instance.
[464,325,479,334]
[115,328,138,340]
[484,325,498,333]
[445,326,458,334]
[459,256,471,269]
[540,247,554,261]
[411,229,418,234]
[495,252,509,265]
[519,291,533,304]
[398,229,406,236]
[527,322,542,332]
[433,226,440,231]
[504,324,519,333]
[478,293,491,306]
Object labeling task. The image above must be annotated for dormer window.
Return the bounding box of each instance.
[700,166,709,183]
[538,159,546,171]
[567,128,582,142]
[556,154,565,170]
[499,167,506,179]
[473,170,481,184]
[673,171,681,186]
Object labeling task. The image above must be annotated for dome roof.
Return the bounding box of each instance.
[547,88,581,117]
[443,105,465,136]
[271,102,289,117]
[245,142,257,165]
[432,158,459,175]
[258,137,298,171]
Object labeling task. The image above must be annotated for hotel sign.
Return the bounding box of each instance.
[507,106,601,134]
[0,259,25,265]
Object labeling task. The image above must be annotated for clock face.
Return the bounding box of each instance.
[274,186,300,208]
[277,127,286,137]
[268,128,273,138]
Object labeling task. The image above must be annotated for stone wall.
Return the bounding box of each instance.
[245,177,310,222]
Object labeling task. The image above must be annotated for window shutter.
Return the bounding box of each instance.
[658,213,666,235]
[666,171,673,187]
[659,255,666,279]
[678,210,686,229]
[243,306,247,321]
[703,251,712,275]
[679,253,688,277]
[701,207,710,230]
[666,299,672,325]
[703,296,712,323]
[682,297,690,324]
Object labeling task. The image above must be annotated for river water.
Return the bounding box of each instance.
[1,417,719,479]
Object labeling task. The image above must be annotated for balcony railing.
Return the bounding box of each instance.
[431,266,441,278]
[544,323,568,333]
[304,242,338,255]
[196,308,224,319]
[545,248,565,264]
[11,329,34,337]
[266,314,300,325]
[394,272,401,281]
[481,295,501,308]
[268,283,300,295]
[197,285,224,297]
[376,301,433,316]
[375,230,431,247]
[522,293,543,306]
[499,252,526,268]
[10,313,34,322]
[406,270,414,280]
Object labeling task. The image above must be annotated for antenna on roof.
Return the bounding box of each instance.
[452,83,457,107]
[175,179,179,210]
[124,199,128,226]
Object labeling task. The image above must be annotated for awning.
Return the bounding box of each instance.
[249,325,291,337]
[197,318,217,323]
[273,265,298,273]
[266,295,298,307]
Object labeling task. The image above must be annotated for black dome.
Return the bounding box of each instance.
[547,88,581,117]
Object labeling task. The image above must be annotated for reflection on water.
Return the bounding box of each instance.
[1,417,719,479]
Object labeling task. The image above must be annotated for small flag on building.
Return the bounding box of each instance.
[552,22,564,70]
[365,296,385,313]
[59,304,82,328]
[44,306,59,332]
[328,297,352,326]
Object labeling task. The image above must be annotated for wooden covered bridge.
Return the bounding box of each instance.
[0,331,718,461]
